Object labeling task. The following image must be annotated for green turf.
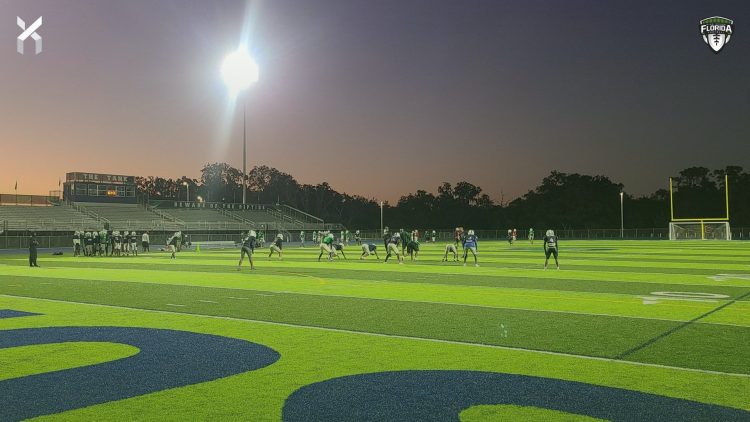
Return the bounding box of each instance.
[0,240,748,420]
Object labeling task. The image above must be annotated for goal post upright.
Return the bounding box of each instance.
[668,175,731,240]
[669,177,675,221]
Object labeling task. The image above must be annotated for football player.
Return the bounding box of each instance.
[463,229,479,267]
[384,232,403,264]
[442,243,458,262]
[238,230,256,270]
[269,233,284,259]
[543,229,560,270]
[360,243,380,260]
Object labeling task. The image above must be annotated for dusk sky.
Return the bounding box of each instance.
[2,0,750,203]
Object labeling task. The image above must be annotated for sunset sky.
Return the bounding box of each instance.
[2,0,749,202]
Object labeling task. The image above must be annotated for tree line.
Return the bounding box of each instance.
[135,164,750,229]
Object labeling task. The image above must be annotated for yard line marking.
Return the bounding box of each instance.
[616,290,750,360]
[165,303,185,307]
[1,293,747,379]
[197,300,218,304]
[255,294,274,297]
[0,276,744,327]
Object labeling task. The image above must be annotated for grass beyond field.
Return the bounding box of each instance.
[0,240,748,420]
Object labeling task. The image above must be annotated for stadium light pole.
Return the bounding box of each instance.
[182,182,189,203]
[221,47,259,205]
[620,191,624,239]
[380,201,383,235]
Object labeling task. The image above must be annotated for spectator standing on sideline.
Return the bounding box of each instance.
[142,231,150,252]
[29,232,39,267]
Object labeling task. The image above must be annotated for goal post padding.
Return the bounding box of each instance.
[668,221,731,240]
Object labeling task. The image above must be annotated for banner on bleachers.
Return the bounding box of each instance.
[172,201,268,210]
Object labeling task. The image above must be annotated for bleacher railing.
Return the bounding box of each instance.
[279,204,324,225]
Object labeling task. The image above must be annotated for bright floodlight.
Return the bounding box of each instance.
[221,48,259,94]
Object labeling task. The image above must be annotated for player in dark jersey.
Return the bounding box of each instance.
[382,227,390,250]
[84,232,93,257]
[107,229,114,256]
[406,239,420,261]
[92,230,100,257]
[400,229,411,254]
[269,233,284,259]
[113,231,122,257]
[332,242,347,260]
[543,229,560,270]
[238,230,256,270]
[29,233,39,267]
[360,243,380,260]
[462,229,479,267]
[453,227,464,250]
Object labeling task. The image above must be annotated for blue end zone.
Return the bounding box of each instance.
[282,370,750,422]
[0,310,41,319]
[0,327,280,421]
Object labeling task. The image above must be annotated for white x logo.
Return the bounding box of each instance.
[17,16,42,55]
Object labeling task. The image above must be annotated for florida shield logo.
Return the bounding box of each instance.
[700,17,733,53]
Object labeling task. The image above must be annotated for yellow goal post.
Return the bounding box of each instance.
[668,175,731,240]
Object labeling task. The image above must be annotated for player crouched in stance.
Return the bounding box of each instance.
[384,232,403,264]
[463,229,478,267]
[360,243,380,260]
[166,232,179,259]
[269,233,284,260]
[238,230,256,270]
[318,231,335,261]
[332,241,347,260]
[543,229,560,270]
[442,243,459,262]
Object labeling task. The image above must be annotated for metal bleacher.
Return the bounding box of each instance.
[0,204,102,232]
[80,204,182,232]
[158,209,249,230]
[0,199,331,233]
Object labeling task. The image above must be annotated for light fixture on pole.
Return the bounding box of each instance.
[221,47,259,205]
[620,191,624,239]
[182,181,189,203]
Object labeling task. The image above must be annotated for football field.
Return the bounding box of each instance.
[0,240,748,421]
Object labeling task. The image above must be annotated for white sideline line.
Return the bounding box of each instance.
[226,296,249,300]
[197,300,218,304]
[165,303,185,307]
[1,294,748,379]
